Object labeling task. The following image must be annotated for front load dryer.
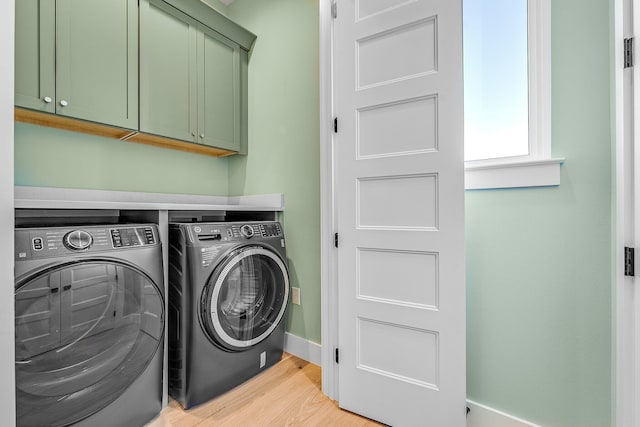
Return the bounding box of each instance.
[168,221,289,409]
[14,224,164,427]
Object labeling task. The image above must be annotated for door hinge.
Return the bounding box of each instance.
[333,117,338,133]
[334,232,339,248]
[331,1,337,19]
[335,348,339,364]
[625,38,634,68]
[625,247,635,276]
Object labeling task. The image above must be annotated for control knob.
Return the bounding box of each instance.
[240,225,254,239]
[63,230,93,250]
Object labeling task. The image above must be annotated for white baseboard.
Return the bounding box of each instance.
[466,400,540,427]
[283,332,322,366]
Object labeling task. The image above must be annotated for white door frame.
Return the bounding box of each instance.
[615,0,640,425]
[1,0,16,425]
[319,0,339,400]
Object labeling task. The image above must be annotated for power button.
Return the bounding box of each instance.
[32,238,43,251]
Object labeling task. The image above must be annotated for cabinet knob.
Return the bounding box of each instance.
[43,96,52,103]
[200,134,205,138]
[192,132,196,137]
[59,100,69,107]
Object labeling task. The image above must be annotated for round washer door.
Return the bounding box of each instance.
[202,245,289,350]
[14,261,164,427]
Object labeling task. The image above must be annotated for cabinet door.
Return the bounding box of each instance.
[198,25,241,152]
[55,0,138,129]
[14,0,55,113]
[140,0,198,142]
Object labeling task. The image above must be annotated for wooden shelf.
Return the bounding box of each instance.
[15,108,236,158]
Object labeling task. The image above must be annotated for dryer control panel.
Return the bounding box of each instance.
[15,224,158,260]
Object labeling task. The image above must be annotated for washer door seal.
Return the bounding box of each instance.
[201,245,289,350]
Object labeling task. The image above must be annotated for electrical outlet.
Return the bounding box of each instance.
[291,287,301,305]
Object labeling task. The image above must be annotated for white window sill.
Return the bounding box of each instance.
[464,158,564,190]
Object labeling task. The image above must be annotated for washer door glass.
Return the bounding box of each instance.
[15,261,164,427]
[203,246,289,349]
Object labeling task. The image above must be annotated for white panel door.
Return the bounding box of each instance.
[334,0,465,425]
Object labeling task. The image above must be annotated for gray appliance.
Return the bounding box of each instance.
[168,221,289,409]
[14,224,165,427]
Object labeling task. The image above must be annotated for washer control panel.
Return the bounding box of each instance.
[188,222,283,243]
[15,224,159,260]
[229,223,282,239]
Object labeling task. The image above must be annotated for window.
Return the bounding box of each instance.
[463,0,561,189]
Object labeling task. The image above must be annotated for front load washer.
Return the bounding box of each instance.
[168,221,289,409]
[14,224,164,427]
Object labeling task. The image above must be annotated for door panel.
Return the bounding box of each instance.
[357,95,438,157]
[358,248,438,308]
[140,0,198,142]
[358,318,438,387]
[199,25,241,151]
[14,0,55,113]
[334,0,465,425]
[357,18,437,88]
[55,0,138,129]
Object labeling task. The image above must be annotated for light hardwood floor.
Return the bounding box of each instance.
[146,353,383,427]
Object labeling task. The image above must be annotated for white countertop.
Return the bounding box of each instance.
[15,186,284,211]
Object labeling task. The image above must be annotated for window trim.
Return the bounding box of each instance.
[464,0,563,190]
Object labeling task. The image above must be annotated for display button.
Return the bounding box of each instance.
[111,229,122,247]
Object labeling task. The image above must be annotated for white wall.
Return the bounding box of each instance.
[1,0,16,425]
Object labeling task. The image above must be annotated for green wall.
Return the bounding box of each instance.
[15,123,229,195]
[226,0,321,343]
[466,0,613,425]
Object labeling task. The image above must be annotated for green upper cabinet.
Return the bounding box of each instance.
[198,24,241,152]
[15,0,253,156]
[139,0,198,143]
[140,0,249,152]
[56,0,138,129]
[15,0,139,130]
[15,0,55,114]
